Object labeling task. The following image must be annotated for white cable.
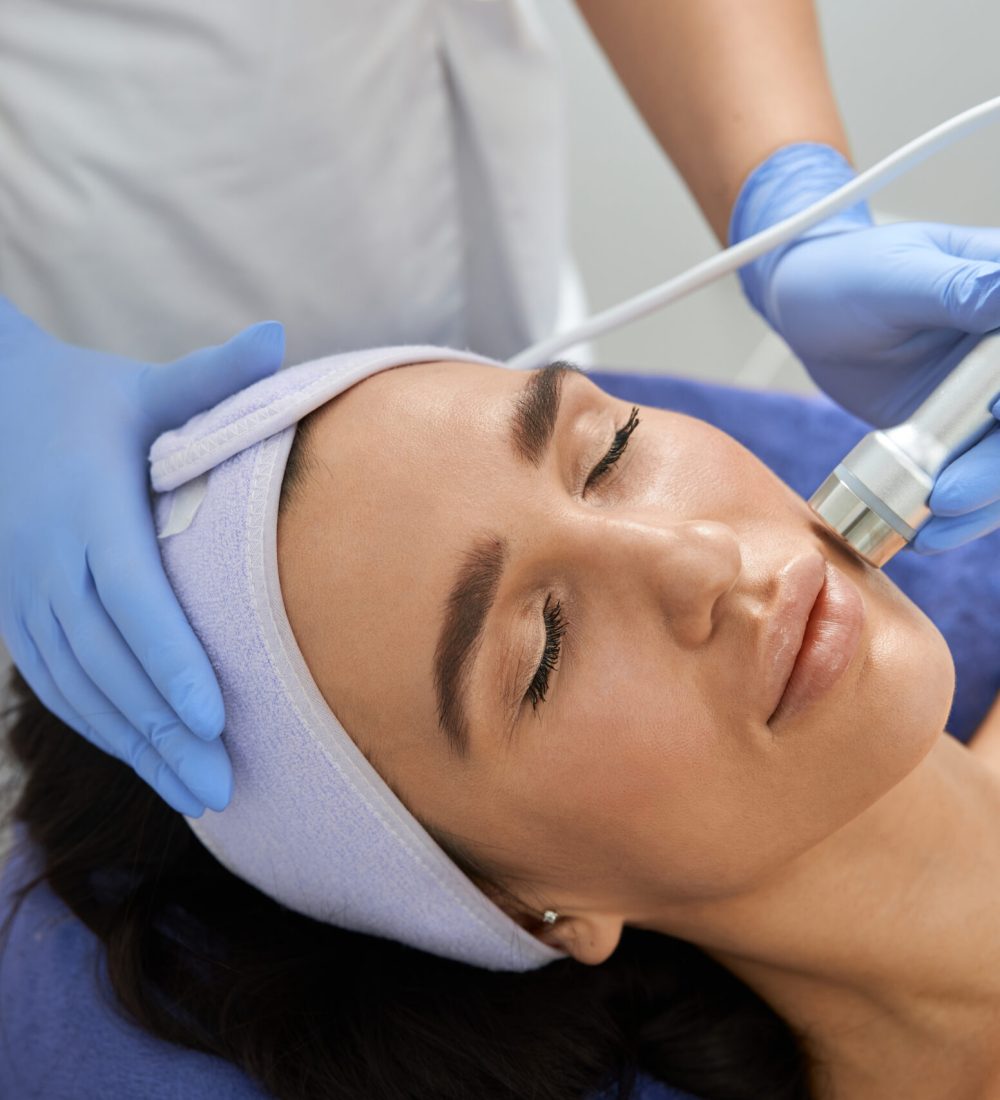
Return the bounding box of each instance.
[505,94,1000,373]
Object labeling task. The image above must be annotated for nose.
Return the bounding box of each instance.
[567,511,743,645]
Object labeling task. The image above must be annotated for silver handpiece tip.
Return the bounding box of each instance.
[808,470,908,569]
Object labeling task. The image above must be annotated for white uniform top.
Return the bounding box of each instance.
[0,0,593,367]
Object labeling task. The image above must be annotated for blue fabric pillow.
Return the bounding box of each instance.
[2,371,996,1100]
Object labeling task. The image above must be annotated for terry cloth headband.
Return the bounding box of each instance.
[149,344,565,972]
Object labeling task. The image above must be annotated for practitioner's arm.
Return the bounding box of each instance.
[571,0,850,242]
[574,1,1000,558]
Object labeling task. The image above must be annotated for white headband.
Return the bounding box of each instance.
[150,345,564,972]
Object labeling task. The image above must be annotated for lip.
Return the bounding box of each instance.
[764,553,865,728]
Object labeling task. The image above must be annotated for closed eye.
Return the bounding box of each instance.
[525,595,566,711]
[585,406,640,490]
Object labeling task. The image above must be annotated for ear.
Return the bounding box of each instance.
[471,877,625,966]
[533,911,625,966]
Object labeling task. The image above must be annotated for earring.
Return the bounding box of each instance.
[541,909,559,925]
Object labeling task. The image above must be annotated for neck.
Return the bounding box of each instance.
[653,734,1000,1098]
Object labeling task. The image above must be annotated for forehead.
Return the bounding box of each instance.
[279,361,527,777]
[342,358,520,429]
[309,360,523,515]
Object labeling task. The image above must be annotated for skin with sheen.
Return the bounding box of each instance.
[277,360,1000,1100]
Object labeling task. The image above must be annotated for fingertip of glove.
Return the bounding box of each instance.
[910,536,947,556]
[171,678,225,741]
[929,474,967,517]
[912,522,956,555]
[243,320,285,368]
[175,751,232,812]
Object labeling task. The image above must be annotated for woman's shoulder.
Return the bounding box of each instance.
[0,832,271,1100]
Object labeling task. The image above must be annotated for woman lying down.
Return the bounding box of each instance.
[4,344,1000,1100]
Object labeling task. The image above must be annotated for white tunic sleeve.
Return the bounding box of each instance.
[0,0,593,366]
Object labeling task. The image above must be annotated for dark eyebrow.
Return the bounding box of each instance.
[510,360,583,466]
[434,536,508,759]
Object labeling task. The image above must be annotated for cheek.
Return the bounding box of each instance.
[695,577,956,898]
[522,577,955,907]
[824,572,955,793]
[641,416,763,508]
[519,638,764,900]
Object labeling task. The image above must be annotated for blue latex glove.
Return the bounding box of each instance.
[730,142,1000,555]
[0,298,285,814]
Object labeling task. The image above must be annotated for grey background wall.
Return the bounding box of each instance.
[542,0,1000,392]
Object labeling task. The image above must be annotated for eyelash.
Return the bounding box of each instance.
[524,407,641,711]
[526,595,566,711]
[585,405,640,489]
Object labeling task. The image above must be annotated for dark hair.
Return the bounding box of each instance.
[0,414,818,1100]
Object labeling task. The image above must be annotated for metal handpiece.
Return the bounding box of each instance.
[809,330,1000,567]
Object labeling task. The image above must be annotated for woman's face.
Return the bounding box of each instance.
[276,360,954,958]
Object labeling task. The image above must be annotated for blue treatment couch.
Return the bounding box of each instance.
[2,368,998,1100]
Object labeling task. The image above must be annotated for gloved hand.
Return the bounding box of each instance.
[0,298,285,814]
[730,142,1000,555]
